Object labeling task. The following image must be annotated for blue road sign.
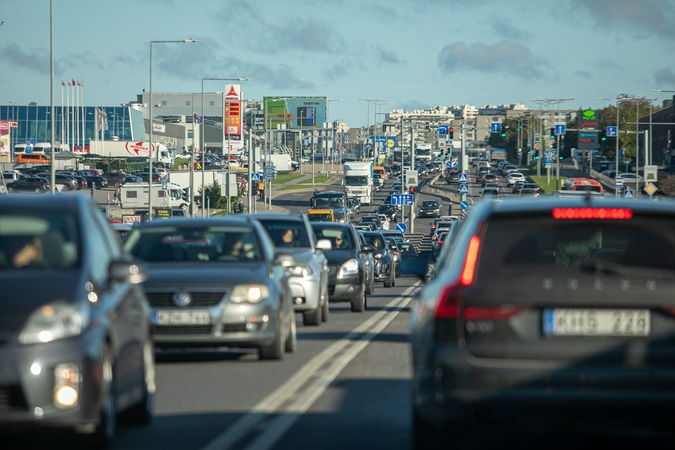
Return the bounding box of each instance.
[606,126,617,137]
[555,124,566,135]
[391,194,413,206]
[244,151,249,157]
[490,123,501,133]
[395,222,407,234]
[438,125,449,135]
[460,200,469,210]
[251,173,260,182]
[545,157,552,165]
[445,161,452,167]
[458,173,468,183]
[624,190,634,198]
[459,184,469,195]
[526,141,531,147]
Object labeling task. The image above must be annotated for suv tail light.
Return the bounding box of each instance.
[436,236,481,319]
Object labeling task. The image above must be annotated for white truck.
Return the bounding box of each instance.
[343,161,372,205]
[259,153,293,173]
[415,144,432,161]
[90,141,173,167]
[120,182,189,211]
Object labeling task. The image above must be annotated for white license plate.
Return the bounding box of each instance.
[152,310,211,325]
[543,309,650,336]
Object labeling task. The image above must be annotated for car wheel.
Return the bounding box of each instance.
[34,187,42,193]
[7,187,13,193]
[321,291,329,323]
[259,312,284,360]
[303,301,322,326]
[284,315,297,353]
[384,270,393,288]
[61,185,70,191]
[367,274,375,295]
[350,288,365,312]
[84,346,116,448]
[120,340,155,425]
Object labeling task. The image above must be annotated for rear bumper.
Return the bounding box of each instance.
[414,346,675,429]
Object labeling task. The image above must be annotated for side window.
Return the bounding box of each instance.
[86,206,121,285]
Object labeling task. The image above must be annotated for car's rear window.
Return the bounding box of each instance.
[476,214,675,283]
[258,219,311,248]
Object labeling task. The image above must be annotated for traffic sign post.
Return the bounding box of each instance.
[458,173,468,183]
[644,182,658,199]
[395,222,407,234]
[624,189,634,199]
[554,125,566,135]
[606,126,617,137]
[459,184,469,195]
[490,123,501,133]
[391,194,414,206]
[459,200,469,210]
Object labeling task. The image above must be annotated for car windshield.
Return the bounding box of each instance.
[124,226,263,262]
[378,205,396,213]
[344,176,369,186]
[421,201,438,207]
[361,233,384,249]
[258,220,311,248]
[399,243,415,252]
[312,226,354,250]
[313,196,345,208]
[0,211,80,270]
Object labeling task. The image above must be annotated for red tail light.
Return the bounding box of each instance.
[460,236,481,286]
[436,235,481,319]
[552,208,633,220]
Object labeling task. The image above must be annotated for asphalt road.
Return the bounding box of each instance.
[8,170,674,450]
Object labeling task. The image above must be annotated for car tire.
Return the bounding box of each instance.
[7,187,13,193]
[303,302,322,326]
[384,270,393,288]
[259,313,284,360]
[351,289,365,312]
[120,340,154,425]
[284,315,297,353]
[61,185,70,191]
[321,293,329,323]
[84,346,116,448]
[367,274,375,295]
[34,187,41,193]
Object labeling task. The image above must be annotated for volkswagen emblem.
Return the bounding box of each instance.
[172,291,191,307]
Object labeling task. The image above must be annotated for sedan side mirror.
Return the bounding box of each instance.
[109,260,146,285]
[360,244,375,253]
[274,253,296,267]
[315,239,332,251]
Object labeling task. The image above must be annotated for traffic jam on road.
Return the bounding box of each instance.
[3,148,675,450]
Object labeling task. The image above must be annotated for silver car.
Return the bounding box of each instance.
[255,214,331,326]
[124,217,297,360]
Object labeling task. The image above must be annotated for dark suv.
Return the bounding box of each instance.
[310,222,374,312]
[359,231,396,288]
[411,197,675,448]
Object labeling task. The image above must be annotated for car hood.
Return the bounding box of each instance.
[324,249,358,266]
[274,248,315,265]
[142,263,271,289]
[0,271,85,334]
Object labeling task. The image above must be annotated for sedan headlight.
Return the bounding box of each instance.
[230,285,270,304]
[19,301,90,345]
[338,258,360,278]
[289,265,313,277]
[374,253,384,259]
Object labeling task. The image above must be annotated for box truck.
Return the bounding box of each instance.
[91,141,173,167]
[343,161,372,205]
[120,182,189,211]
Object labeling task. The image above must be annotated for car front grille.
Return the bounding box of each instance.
[0,384,28,413]
[146,291,227,308]
[221,323,248,333]
[152,325,213,335]
[328,266,338,276]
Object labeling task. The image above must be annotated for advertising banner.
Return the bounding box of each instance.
[0,121,9,159]
[263,97,327,130]
[224,84,243,151]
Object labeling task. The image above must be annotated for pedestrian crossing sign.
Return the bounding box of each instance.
[251,173,260,182]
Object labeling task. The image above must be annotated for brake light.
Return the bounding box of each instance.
[436,283,461,319]
[464,305,524,320]
[552,208,633,220]
[460,236,480,286]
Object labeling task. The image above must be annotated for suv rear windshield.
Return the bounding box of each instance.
[476,214,675,284]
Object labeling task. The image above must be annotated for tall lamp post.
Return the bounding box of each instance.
[149,39,201,219]
[356,98,386,159]
[597,95,634,197]
[199,77,249,217]
[649,89,675,167]
[326,99,342,172]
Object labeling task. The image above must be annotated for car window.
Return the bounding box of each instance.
[312,226,354,250]
[361,234,384,249]
[125,225,262,262]
[258,219,311,248]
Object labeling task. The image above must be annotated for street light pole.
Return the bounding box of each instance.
[199,77,249,217]
[149,39,201,220]
[598,95,633,198]
[356,98,385,160]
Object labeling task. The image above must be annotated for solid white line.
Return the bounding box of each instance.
[200,283,419,450]
[243,286,418,450]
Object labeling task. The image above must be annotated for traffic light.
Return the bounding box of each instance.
[501,128,506,137]
[409,186,414,194]
[600,130,607,141]
[449,127,454,139]
[549,128,555,140]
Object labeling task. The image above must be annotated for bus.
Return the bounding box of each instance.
[415,144,432,161]
[562,178,603,193]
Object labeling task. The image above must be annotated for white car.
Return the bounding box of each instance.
[377,213,390,230]
[507,172,525,186]
[618,173,643,184]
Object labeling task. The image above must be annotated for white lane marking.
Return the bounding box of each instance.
[201,282,420,450]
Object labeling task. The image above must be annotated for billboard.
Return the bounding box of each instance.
[224,84,243,151]
[0,121,10,159]
[263,97,327,130]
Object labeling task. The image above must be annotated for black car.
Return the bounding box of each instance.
[359,231,395,287]
[106,172,128,188]
[123,217,297,359]
[83,175,108,189]
[410,197,675,448]
[311,222,374,312]
[377,204,398,222]
[6,176,50,193]
[0,195,153,447]
[418,200,441,218]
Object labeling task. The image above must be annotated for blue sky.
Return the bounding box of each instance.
[1,0,674,127]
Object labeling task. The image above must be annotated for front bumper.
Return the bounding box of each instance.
[151,300,280,348]
[0,331,107,431]
[327,269,364,301]
[288,275,321,312]
[373,260,391,281]
[418,210,440,218]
